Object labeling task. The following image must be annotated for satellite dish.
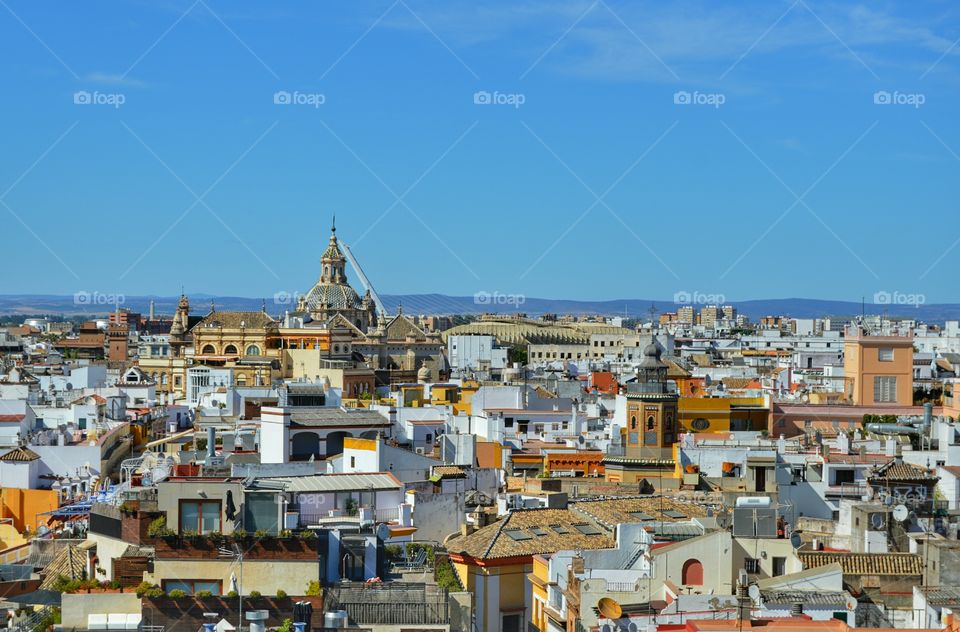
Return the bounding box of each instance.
[893,505,909,522]
[747,585,761,602]
[790,532,802,549]
[845,595,857,611]
[375,524,391,541]
[597,598,623,620]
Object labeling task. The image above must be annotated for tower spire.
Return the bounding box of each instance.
[332,214,336,234]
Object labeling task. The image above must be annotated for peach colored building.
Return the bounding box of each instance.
[843,327,913,406]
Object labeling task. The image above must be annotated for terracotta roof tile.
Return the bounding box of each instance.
[39,545,87,589]
[0,446,40,462]
[446,508,613,560]
[869,459,936,482]
[798,551,922,576]
[571,496,708,529]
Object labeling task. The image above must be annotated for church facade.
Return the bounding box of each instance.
[142,223,446,401]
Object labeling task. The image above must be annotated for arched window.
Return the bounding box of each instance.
[245,345,261,356]
[236,375,247,386]
[201,345,216,355]
[224,344,238,355]
[630,415,637,430]
[647,416,656,430]
[682,559,704,585]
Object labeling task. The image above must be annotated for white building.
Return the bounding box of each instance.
[448,335,508,371]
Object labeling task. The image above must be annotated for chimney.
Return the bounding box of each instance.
[571,556,584,573]
[149,300,155,321]
[885,437,897,457]
[207,426,216,460]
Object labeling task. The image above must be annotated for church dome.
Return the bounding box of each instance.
[302,221,366,312]
[303,282,363,310]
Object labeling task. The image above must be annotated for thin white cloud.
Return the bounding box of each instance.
[84,72,148,87]
[372,0,960,82]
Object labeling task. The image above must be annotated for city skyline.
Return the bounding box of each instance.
[2,1,959,301]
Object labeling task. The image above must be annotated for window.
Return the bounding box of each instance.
[691,418,710,431]
[630,416,637,430]
[201,344,216,354]
[878,347,894,362]
[224,344,238,354]
[744,558,760,574]
[834,468,855,485]
[179,500,221,534]
[772,556,786,577]
[874,376,897,403]
[246,345,261,356]
[682,559,704,585]
[162,580,221,595]
[647,416,656,430]
[350,456,356,468]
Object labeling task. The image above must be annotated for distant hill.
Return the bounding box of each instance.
[0,294,953,322]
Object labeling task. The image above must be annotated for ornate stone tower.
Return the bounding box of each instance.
[169,293,190,358]
[298,222,377,331]
[624,342,678,449]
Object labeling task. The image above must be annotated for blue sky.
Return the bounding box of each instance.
[1,0,959,304]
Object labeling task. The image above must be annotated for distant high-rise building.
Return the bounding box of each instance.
[699,305,720,328]
[677,306,695,324]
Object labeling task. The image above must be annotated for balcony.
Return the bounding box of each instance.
[294,505,400,528]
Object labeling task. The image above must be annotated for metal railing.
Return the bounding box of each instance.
[10,605,52,632]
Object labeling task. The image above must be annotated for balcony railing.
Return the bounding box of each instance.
[296,506,400,527]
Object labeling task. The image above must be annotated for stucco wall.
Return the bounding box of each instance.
[150,558,319,596]
[61,593,141,629]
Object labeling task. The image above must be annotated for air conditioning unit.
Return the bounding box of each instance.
[415,447,425,455]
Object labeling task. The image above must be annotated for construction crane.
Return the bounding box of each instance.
[341,241,387,316]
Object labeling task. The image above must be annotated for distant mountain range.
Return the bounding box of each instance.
[0,294,953,322]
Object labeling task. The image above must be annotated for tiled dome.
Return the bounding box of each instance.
[303,281,364,310]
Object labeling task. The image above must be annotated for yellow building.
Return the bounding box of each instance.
[446,508,614,632]
[678,396,770,433]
